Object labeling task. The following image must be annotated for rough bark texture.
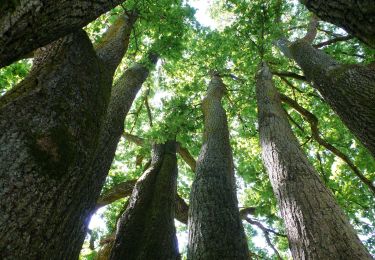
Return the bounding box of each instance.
[110,142,180,260]
[0,13,134,258]
[0,30,111,259]
[82,56,156,241]
[95,178,189,224]
[280,39,375,158]
[300,0,375,47]
[256,62,372,260]
[187,75,249,260]
[0,0,125,68]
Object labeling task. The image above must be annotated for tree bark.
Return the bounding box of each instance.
[187,75,249,260]
[110,142,180,260]
[0,0,126,68]
[300,0,375,48]
[0,13,135,259]
[278,38,375,158]
[256,62,372,259]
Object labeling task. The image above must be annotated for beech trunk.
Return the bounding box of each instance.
[300,0,375,47]
[110,141,180,260]
[280,39,375,157]
[187,75,249,260]
[0,14,136,259]
[0,0,125,67]
[256,62,372,259]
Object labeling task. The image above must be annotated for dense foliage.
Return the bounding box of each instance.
[1,0,374,259]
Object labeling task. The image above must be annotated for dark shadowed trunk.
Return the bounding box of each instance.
[300,0,375,47]
[0,13,136,259]
[110,141,180,260]
[187,75,249,260]
[278,38,375,158]
[256,62,372,259]
[0,0,126,68]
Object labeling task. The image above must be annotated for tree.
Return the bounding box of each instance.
[0,0,126,68]
[256,62,372,259]
[0,12,136,259]
[187,74,249,259]
[277,18,375,158]
[110,141,180,259]
[299,0,375,48]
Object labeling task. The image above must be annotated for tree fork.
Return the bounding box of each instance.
[110,141,180,259]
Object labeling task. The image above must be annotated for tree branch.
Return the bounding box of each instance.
[272,71,306,81]
[302,15,319,43]
[280,94,375,195]
[314,35,354,48]
[123,132,197,173]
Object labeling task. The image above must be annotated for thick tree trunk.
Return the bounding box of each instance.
[256,62,372,259]
[0,14,135,259]
[187,75,249,260]
[300,0,375,48]
[279,38,375,157]
[110,142,180,260]
[0,0,125,68]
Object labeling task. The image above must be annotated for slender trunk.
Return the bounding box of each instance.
[300,0,375,48]
[256,62,372,259]
[279,38,375,157]
[187,75,249,260]
[0,0,125,68]
[0,14,135,259]
[110,141,180,260]
[82,54,157,240]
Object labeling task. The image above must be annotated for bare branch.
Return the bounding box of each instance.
[314,35,354,48]
[302,15,319,43]
[280,94,375,195]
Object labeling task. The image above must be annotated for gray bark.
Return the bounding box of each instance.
[187,75,249,260]
[279,38,375,158]
[0,0,125,68]
[256,62,372,260]
[110,142,180,260]
[300,0,375,48]
[0,13,135,259]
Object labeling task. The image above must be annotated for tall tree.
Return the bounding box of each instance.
[299,0,375,48]
[110,141,180,259]
[0,0,127,68]
[187,74,249,259]
[256,62,372,259]
[277,19,375,158]
[0,12,137,259]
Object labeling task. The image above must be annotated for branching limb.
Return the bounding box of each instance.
[123,132,197,173]
[314,35,354,48]
[280,94,375,195]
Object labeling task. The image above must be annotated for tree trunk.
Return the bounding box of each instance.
[0,0,125,68]
[187,75,249,260]
[110,141,180,260]
[279,38,375,158]
[256,62,372,259]
[300,0,375,48]
[0,13,135,259]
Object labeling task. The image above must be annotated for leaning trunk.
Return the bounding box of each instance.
[280,38,375,157]
[0,14,135,259]
[110,141,180,260]
[300,0,375,47]
[187,75,249,259]
[0,0,125,67]
[0,30,111,259]
[256,62,372,259]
